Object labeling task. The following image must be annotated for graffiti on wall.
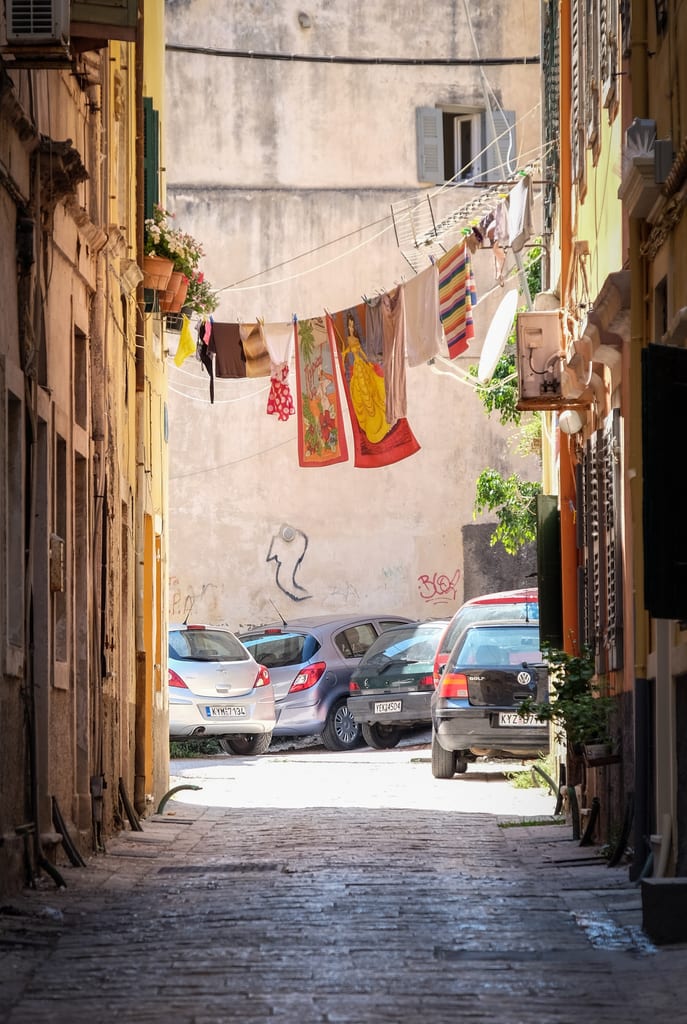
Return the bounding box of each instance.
[417,569,461,605]
[169,579,218,621]
[267,523,312,602]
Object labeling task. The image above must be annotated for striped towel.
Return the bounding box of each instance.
[437,241,476,359]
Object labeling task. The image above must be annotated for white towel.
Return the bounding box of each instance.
[403,264,443,367]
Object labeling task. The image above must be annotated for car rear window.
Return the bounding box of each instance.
[240,631,321,668]
[169,629,250,662]
[452,626,542,668]
[362,625,443,666]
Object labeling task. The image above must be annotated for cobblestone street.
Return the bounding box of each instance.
[2,745,687,1023]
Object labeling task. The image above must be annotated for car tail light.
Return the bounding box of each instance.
[418,674,435,689]
[439,672,469,699]
[169,667,189,689]
[254,665,271,688]
[185,624,206,630]
[288,662,326,693]
[349,680,360,693]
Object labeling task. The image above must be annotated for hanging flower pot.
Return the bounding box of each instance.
[143,254,174,291]
[173,274,190,310]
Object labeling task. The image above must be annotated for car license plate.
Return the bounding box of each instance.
[498,712,543,727]
[374,700,402,713]
[205,706,247,718]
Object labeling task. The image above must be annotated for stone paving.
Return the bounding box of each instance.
[2,748,687,1023]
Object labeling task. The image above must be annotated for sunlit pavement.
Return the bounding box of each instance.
[3,740,687,1023]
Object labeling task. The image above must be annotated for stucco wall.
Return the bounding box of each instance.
[164,0,543,629]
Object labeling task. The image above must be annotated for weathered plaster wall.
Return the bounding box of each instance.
[164,0,542,629]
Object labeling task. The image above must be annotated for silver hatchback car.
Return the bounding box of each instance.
[168,624,276,755]
[238,614,412,751]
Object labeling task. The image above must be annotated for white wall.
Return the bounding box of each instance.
[164,0,543,630]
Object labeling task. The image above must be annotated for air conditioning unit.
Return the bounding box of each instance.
[516,310,568,411]
[6,0,70,45]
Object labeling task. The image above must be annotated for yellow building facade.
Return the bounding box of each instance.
[0,0,169,896]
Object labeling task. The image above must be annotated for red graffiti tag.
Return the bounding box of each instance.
[417,569,461,604]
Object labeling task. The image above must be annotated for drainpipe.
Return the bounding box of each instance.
[628,0,651,882]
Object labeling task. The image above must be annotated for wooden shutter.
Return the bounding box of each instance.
[485,109,516,181]
[143,97,160,221]
[536,494,563,648]
[599,409,623,670]
[642,344,687,619]
[416,107,444,184]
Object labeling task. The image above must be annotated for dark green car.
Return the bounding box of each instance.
[347,620,449,749]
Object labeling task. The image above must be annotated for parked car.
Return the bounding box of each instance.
[433,587,539,687]
[430,619,548,778]
[168,624,276,755]
[348,620,449,749]
[238,614,412,751]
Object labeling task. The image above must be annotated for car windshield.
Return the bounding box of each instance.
[451,625,542,668]
[169,629,250,662]
[361,626,441,667]
[240,631,320,668]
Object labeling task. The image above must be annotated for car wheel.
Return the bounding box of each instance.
[431,730,456,779]
[454,756,468,774]
[218,733,272,756]
[361,722,403,749]
[321,700,362,751]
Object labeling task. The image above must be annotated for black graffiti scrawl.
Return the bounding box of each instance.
[267,524,312,602]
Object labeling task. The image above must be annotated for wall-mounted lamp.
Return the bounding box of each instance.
[559,409,585,435]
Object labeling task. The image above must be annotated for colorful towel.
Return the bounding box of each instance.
[437,241,476,359]
[327,305,420,469]
[294,318,349,467]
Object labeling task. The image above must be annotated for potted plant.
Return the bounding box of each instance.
[183,271,219,318]
[143,204,177,291]
[517,645,616,758]
[144,206,208,313]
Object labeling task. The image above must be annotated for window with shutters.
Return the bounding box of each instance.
[600,0,620,112]
[416,106,516,185]
[580,410,623,674]
[585,0,601,155]
[570,1,586,189]
[143,97,160,221]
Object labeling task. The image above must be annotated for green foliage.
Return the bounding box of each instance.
[518,645,613,747]
[170,739,221,758]
[468,338,521,426]
[473,468,541,555]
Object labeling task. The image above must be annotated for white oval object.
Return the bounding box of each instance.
[477,289,519,383]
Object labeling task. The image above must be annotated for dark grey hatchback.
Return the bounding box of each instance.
[347,620,449,749]
[238,614,412,751]
[431,620,548,778]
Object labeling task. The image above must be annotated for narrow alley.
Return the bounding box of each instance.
[2,746,686,1023]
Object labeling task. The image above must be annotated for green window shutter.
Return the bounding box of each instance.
[143,97,160,222]
[71,0,137,38]
[536,494,563,649]
[485,109,516,181]
[642,344,687,619]
[416,106,444,184]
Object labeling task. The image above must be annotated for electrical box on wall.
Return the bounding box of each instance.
[516,310,567,410]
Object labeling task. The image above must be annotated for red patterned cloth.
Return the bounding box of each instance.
[266,362,296,421]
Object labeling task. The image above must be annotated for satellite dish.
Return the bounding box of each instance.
[477,289,519,383]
